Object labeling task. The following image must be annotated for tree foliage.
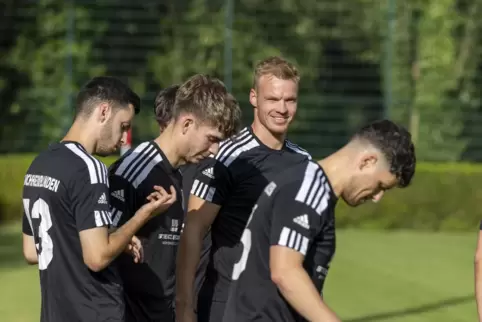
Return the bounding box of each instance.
[2,0,482,161]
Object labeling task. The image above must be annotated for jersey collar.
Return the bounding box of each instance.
[150,141,178,174]
[246,126,291,153]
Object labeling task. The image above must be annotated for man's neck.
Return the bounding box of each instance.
[62,121,96,155]
[153,128,183,169]
[251,122,285,150]
[317,150,351,199]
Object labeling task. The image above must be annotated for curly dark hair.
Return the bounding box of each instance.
[153,85,180,131]
[353,120,416,187]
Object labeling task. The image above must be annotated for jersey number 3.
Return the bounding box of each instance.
[232,204,258,280]
[23,198,54,270]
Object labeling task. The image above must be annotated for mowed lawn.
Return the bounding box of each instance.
[0,223,477,322]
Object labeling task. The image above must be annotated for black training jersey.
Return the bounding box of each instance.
[189,126,311,303]
[223,161,337,322]
[22,141,123,322]
[108,141,183,319]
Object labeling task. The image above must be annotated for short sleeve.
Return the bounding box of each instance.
[22,213,33,235]
[71,163,113,232]
[108,174,138,227]
[269,182,327,256]
[189,157,232,206]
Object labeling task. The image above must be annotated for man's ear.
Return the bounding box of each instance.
[249,88,257,108]
[179,114,195,135]
[359,153,378,171]
[97,103,112,124]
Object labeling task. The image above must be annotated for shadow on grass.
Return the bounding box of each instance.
[0,223,26,269]
[346,295,473,322]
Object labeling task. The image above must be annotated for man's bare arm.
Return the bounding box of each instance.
[474,230,482,321]
[270,246,341,322]
[80,185,176,272]
[175,195,220,315]
[22,233,38,265]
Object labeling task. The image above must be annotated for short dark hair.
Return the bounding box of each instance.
[153,85,180,131]
[75,76,140,117]
[353,120,416,187]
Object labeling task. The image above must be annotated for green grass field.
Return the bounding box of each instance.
[0,223,477,321]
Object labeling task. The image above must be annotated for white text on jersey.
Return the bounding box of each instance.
[24,174,60,193]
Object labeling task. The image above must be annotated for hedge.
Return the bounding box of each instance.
[2,154,481,231]
[0,154,117,223]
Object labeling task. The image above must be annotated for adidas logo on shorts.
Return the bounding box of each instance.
[293,214,310,229]
[111,189,125,202]
[98,193,108,204]
[202,167,215,179]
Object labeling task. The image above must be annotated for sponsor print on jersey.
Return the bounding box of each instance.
[98,192,107,204]
[293,214,310,229]
[158,219,183,246]
[111,189,125,202]
[264,181,277,196]
[202,167,215,179]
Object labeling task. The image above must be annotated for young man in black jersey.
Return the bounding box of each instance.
[223,120,416,322]
[21,76,177,322]
[176,56,311,322]
[108,74,241,322]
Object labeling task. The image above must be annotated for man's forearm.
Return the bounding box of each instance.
[273,267,340,322]
[100,210,151,269]
[475,260,482,321]
[175,224,205,309]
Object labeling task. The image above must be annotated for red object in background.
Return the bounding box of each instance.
[120,129,132,155]
[126,129,132,146]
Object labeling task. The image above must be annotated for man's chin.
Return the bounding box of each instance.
[192,155,211,163]
[342,197,360,208]
[96,148,118,157]
[267,121,290,134]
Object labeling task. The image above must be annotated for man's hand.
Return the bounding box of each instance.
[79,185,177,272]
[139,185,177,217]
[125,236,143,263]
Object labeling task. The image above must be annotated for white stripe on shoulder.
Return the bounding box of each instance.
[215,129,259,166]
[295,162,330,215]
[285,140,312,159]
[221,139,259,167]
[114,141,151,177]
[132,153,163,188]
[218,127,249,150]
[215,128,251,160]
[65,143,108,185]
[114,141,164,188]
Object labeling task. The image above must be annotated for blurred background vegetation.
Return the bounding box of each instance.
[3,0,482,161]
[2,0,482,227]
[0,1,481,320]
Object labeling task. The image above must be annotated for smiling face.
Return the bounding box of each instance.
[250,74,298,136]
